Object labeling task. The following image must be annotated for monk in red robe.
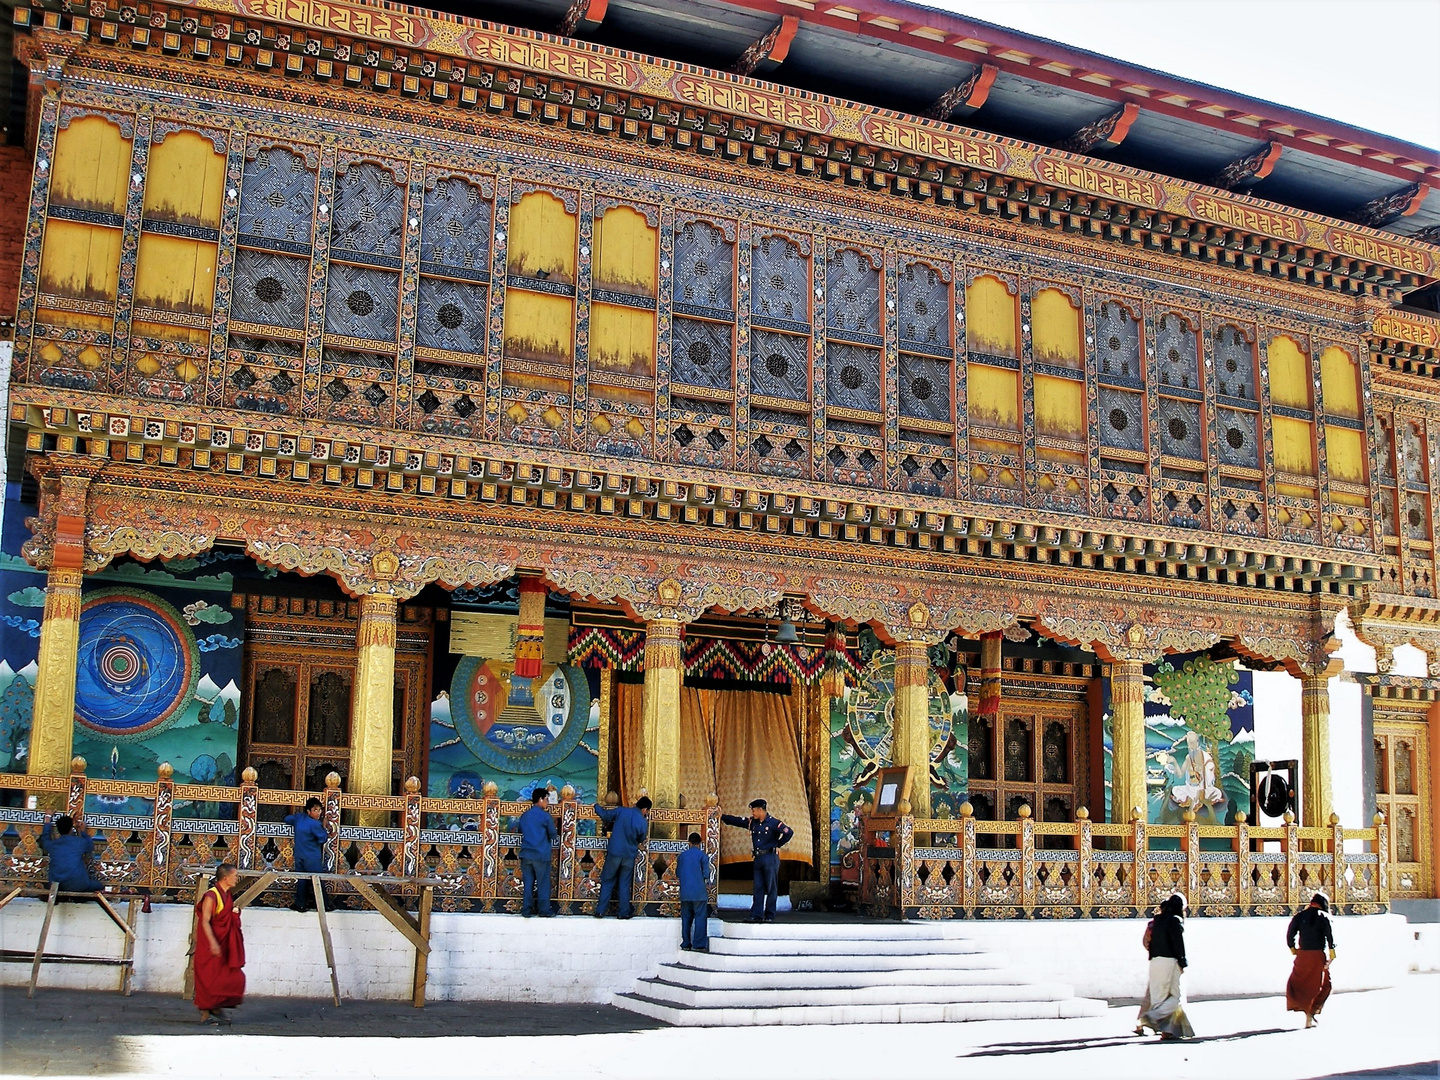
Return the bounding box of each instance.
[193,863,246,1025]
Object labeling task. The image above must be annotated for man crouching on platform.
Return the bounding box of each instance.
[721,799,793,923]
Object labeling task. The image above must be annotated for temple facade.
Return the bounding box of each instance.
[0,0,1437,902]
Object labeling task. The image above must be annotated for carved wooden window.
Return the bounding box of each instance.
[898,260,949,351]
[1004,717,1031,782]
[968,792,995,821]
[1159,397,1204,460]
[1042,722,1068,783]
[1373,719,1431,898]
[967,701,1084,834]
[1396,739,1415,795]
[968,715,992,781]
[751,329,809,403]
[417,278,487,354]
[673,317,733,391]
[1217,407,1259,469]
[252,667,298,745]
[826,342,881,413]
[238,146,316,245]
[1155,313,1196,389]
[256,760,292,792]
[1214,325,1256,400]
[825,247,879,337]
[1099,303,1141,382]
[323,262,399,342]
[899,352,950,423]
[307,670,353,747]
[421,175,492,273]
[675,220,734,314]
[233,250,309,331]
[1099,386,1144,452]
[751,235,808,324]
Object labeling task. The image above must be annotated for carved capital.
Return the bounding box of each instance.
[23,458,109,572]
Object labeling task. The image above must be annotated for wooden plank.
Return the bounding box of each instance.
[411,885,432,1009]
[312,877,340,1006]
[181,873,211,1001]
[28,883,59,998]
[93,892,138,940]
[232,871,279,911]
[349,878,429,955]
[0,886,24,912]
[120,900,137,996]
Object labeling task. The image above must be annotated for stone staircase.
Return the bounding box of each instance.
[613,920,1108,1026]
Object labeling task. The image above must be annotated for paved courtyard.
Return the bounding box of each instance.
[2,975,1437,1079]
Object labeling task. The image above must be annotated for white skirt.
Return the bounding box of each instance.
[1137,956,1195,1038]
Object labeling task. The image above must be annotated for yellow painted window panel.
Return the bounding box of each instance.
[133,320,210,345]
[1272,415,1315,475]
[1276,482,1316,499]
[39,220,122,301]
[1031,288,1081,369]
[1320,346,1360,418]
[51,116,132,214]
[507,191,576,283]
[594,206,656,297]
[503,289,574,363]
[1034,374,1084,439]
[967,364,1019,430]
[1268,334,1310,409]
[590,302,656,376]
[1327,426,1366,484]
[36,308,111,331]
[965,275,1016,358]
[134,234,217,314]
[144,132,226,227]
[1330,490,1367,507]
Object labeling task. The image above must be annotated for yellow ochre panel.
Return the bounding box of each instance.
[594,206,656,297]
[968,364,1019,430]
[1327,426,1366,484]
[1320,346,1360,418]
[507,191,576,283]
[50,116,132,214]
[1031,288,1081,369]
[965,275,1017,358]
[591,302,655,375]
[1034,373,1084,439]
[1272,414,1315,475]
[134,234,218,314]
[503,288,574,363]
[39,220,122,301]
[36,308,111,331]
[133,320,209,346]
[1268,334,1311,410]
[144,132,226,227]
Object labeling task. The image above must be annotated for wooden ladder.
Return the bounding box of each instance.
[0,883,140,997]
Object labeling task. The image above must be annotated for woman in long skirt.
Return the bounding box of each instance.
[1286,891,1336,1028]
[193,863,246,1025]
[1136,893,1195,1040]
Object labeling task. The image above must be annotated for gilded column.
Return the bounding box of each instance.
[641,618,684,808]
[28,565,84,784]
[1301,673,1333,829]
[350,593,399,824]
[1109,659,1146,824]
[892,639,931,819]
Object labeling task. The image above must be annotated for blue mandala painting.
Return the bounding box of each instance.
[450,659,590,774]
[74,588,199,740]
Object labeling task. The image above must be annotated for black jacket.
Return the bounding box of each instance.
[1287,906,1335,952]
[1148,911,1187,969]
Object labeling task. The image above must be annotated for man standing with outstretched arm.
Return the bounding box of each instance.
[592,795,651,919]
[721,798,793,923]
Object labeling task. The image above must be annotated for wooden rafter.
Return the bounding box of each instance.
[1209,141,1283,190]
[1059,102,1139,154]
[558,0,608,38]
[730,15,799,78]
[1347,183,1430,229]
[924,63,998,121]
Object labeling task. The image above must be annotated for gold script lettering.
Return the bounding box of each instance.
[859,116,1005,170]
[247,0,423,44]
[1329,229,1433,276]
[1188,194,1303,242]
[1372,313,1440,349]
[669,75,830,130]
[1034,156,1161,208]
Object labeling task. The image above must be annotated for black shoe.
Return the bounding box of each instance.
[693,946,709,953]
[592,912,606,918]
[618,914,634,920]
[522,913,534,918]
[763,916,775,923]
[746,917,763,923]
[680,945,692,951]
[538,913,556,918]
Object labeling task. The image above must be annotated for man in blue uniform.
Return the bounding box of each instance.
[285,797,331,912]
[40,814,105,892]
[676,831,710,951]
[592,795,651,918]
[721,799,793,922]
[517,788,558,917]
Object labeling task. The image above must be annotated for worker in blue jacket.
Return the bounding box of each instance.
[517,788,558,917]
[676,831,711,951]
[40,814,105,892]
[285,797,331,912]
[592,795,651,918]
[721,798,793,922]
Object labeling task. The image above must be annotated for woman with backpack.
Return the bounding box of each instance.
[1136,892,1195,1040]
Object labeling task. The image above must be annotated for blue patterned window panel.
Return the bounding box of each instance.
[420,176,491,275]
[238,147,316,246]
[751,235,808,323]
[750,329,809,402]
[825,248,879,337]
[331,163,404,261]
[1159,398,1204,459]
[1099,386,1144,451]
[1098,302,1141,382]
[898,260,949,352]
[231,250,309,329]
[899,352,950,422]
[1155,312,1197,390]
[826,342,881,412]
[675,221,734,313]
[417,278,487,354]
[324,264,399,341]
[1215,326,1256,400]
[1217,407,1259,467]
[672,316,733,391]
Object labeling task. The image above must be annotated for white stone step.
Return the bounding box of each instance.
[708,935,986,957]
[655,963,1019,991]
[674,950,1010,974]
[613,992,1109,1027]
[636,978,1079,1009]
[719,921,975,941]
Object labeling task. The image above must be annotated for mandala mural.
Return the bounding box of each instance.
[450,658,591,774]
[74,588,199,740]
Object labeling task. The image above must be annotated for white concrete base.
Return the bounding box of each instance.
[1412,925,1440,974]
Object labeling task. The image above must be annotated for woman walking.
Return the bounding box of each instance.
[1136,893,1195,1040]
[1286,892,1337,1028]
[193,863,246,1025]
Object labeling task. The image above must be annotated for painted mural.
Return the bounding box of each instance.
[1101,650,1255,825]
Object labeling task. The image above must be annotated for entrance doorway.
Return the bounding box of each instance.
[1375,704,1434,897]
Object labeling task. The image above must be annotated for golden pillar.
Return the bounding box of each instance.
[892,638,931,819]
[1301,673,1333,829]
[350,593,398,823]
[641,617,684,808]
[28,566,84,784]
[977,631,1002,719]
[1109,659,1146,824]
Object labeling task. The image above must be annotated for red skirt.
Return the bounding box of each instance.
[193,898,246,1011]
[1286,950,1331,1015]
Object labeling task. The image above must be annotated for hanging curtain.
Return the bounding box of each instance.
[711,688,814,866]
[679,686,718,810]
[614,678,646,805]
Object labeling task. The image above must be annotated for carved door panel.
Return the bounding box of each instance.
[965,694,1085,848]
[1375,714,1433,898]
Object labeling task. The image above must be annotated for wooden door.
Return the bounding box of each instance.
[1375,709,1433,898]
[966,690,1087,842]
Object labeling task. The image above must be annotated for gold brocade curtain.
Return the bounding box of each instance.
[708,688,814,866]
[614,679,646,805]
[679,686,718,810]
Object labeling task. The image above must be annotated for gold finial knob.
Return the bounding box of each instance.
[1075,806,1089,820]
[404,776,421,794]
[481,780,499,798]
[1182,810,1197,823]
[704,793,719,807]
[1373,811,1387,826]
[1328,812,1341,826]
[1235,811,1247,824]
[605,790,620,806]
[860,800,874,815]
[241,766,258,784]
[70,756,87,774]
[1131,806,1144,824]
[1283,810,1295,824]
[560,785,576,801]
[325,771,342,790]
[896,799,912,816]
[959,801,974,818]
[157,762,174,780]
[1017,803,1032,819]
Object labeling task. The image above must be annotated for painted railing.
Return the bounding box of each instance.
[0,760,722,915]
[860,804,1389,919]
